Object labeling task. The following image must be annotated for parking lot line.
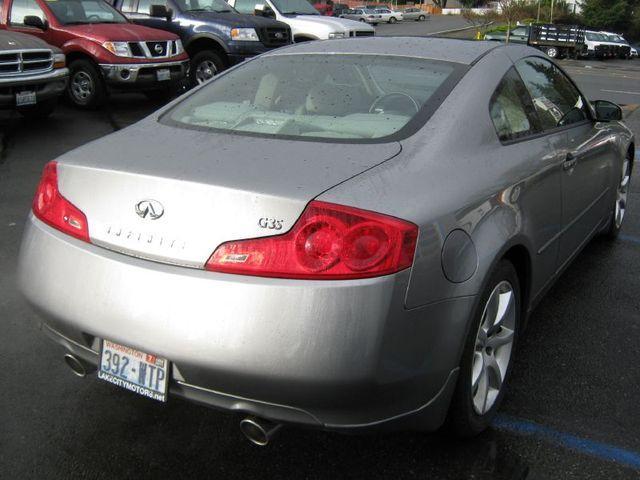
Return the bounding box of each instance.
[602,89,640,96]
[494,414,640,471]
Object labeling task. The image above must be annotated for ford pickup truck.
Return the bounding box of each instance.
[0,0,190,108]
[0,30,67,117]
[111,0,291,85]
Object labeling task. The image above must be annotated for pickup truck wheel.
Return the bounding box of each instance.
[17,98,58,119]
[545,46,559,58]
[190,51,225,86]
[68,59,106,109]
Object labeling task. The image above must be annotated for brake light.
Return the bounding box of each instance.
[206,201,418,280]
[32,161,90,242]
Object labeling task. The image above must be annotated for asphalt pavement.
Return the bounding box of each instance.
[1,49,640,480]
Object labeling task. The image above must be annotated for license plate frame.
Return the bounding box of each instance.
[156,69,171,81]
[16,91,36,106]
[98,339,169,402]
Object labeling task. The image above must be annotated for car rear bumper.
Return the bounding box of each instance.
[99,60,189,88]
[18,216,475,430]
[0,68,68,108]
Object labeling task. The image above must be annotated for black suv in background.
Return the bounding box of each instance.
[111,0,291,84]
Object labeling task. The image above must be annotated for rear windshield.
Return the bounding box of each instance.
[162,54,462,143]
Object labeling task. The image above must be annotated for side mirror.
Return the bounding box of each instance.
[254,3,275,17]
[149,4,172,20]
[593,100,623,122]
[23,15,47,30]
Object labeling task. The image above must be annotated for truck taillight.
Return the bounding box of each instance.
[32,161,90,242]
[206,201,418,280]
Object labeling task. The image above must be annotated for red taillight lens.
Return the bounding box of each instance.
[206,201,418,279]
[32,161,90,242]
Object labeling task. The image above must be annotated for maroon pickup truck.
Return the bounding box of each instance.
[0,0,189,108]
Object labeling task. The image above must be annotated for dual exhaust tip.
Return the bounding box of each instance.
[63,353,282,445]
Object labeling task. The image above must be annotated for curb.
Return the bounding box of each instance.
[426,22,493,37]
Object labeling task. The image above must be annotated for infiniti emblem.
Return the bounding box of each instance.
[135,199,164,220]
[154,44,164,54]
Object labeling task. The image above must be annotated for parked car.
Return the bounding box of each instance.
[484,25,530,44]
[583,31,616,59]
[339,8,380,25]
[401,7,427,21]
[0,0,189,108]
[601,32,632,59]
[631,45,638,58]
[111,0,291,85]
[17,37,634,445]
[0,30,67,117]
[331,3,350,17]
[527,24,586,59]
[227,0,375,42]
[374,8,402,23]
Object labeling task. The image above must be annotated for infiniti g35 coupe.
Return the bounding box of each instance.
[18,38,634,445]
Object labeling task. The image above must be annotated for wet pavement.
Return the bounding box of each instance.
[1,73,639,479]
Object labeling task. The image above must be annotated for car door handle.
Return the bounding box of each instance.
[563,153,578,171]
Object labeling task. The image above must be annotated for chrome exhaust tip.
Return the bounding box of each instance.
[63,354,96,377]
[239,417,282,446]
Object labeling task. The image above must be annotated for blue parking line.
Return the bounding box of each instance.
[620,234,640,245]
[494,414,640,471]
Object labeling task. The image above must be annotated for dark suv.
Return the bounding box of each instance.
[111,0,291,84]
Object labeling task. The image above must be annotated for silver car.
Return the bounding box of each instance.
[18,38,634,445]
[402,7,428,21]
[339,8,381,25]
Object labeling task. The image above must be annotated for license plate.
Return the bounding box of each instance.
[156,69,171,81]
[98,340,169,402]
[16,91,36,106]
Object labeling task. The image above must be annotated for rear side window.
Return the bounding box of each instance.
[515,57,589,130]
[489,67,538,142]
[10,0,46,24]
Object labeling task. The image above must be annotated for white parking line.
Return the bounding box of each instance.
[601,89,640,96]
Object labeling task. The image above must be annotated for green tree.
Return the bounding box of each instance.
[581,0,633,32]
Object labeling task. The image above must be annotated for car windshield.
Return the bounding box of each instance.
[179,0,235,13]
[46,0,128,24]
[163,54,460,142]
[271,0,319,15]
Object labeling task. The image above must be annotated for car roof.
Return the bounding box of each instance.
[265,37,504,65]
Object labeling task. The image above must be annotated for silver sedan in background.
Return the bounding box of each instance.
[18,38,634,445]
[402,7,428,21]
[339,8,381,24]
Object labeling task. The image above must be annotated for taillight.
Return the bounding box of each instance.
[206,201,418,280]
[32,161,90,242]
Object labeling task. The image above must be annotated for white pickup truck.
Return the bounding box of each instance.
[226,0,375,42]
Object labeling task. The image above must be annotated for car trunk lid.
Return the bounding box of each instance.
[55,120,401,268]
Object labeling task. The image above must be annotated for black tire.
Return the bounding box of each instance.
[389,16,396,23]
[67,59,106,109]
[189,50,226,87]
[418,15,425,21]
[446,259,521,438]
[359,17,366,22]
[545,46,558,59]
[604,154,632,239]
[17,98,58,119]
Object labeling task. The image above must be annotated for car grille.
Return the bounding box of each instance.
[0,49,53,77]
[127,41,179,59]
[258,27,291,47]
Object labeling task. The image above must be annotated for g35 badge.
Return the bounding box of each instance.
[258,218,284,230]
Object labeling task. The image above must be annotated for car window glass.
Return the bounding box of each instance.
[511,27,526,36]
[136,0,166,14]
[164,54,459,142]
[119,0,137,12]
[515,57,589,130]
[10,0,46,24]
[489,67,537,142]
[47,0,128,24]
[233,0,255,13]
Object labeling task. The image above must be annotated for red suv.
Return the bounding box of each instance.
[0,0,189,108]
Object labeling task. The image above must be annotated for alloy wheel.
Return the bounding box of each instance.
[71,71,94,103]
[615,159,631,229]
[471,280,516,415]
[196,60,218,84]
[546,47,558,58]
